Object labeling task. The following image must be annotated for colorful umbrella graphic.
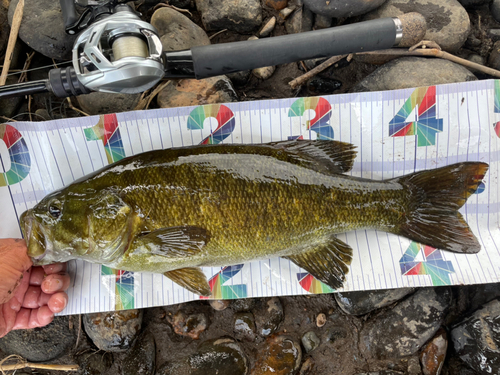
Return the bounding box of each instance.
[297,272,335,294]
[493,80,500,138]
[202,264,247,299]
[288,97,334,140]
[85,114,134,310]
[389,86,443,146]
[0,124,31,186]
[399,242,455,286]
[187,104,235,144]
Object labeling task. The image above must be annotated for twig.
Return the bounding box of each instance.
[52,58,59,69]
[74,315,82,350]
[0,354,79,373]
[18,51,35,83]
[209,29,228,40]
[0,0,24,86]
[289,54,348,89]
[66,97,90,116]
[153,2,192,16]
[135,80,171,110]
[0,115,16,122]
[299,61,308,72]
[28,95,32,121]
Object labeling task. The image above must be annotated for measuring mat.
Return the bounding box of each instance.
[0,79,499,314]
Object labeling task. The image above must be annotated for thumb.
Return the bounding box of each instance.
[0,239,33,304]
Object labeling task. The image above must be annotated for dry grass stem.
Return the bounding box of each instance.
[66,98,90,116]
[153,2,192,16]
[135,80,171,110]
[289,54,348,89]
[0,0,24,86]
[0,354,79,373]
[18,51,35,83]
[209,29,228,40]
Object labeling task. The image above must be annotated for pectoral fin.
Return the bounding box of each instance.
[164,268,211,296]
[136,226,210,257]
[284,236,353,290]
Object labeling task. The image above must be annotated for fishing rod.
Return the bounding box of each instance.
[0,0,425,98]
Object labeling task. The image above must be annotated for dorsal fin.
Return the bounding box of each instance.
[267,140,357,175]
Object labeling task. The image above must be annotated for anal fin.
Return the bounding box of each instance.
[284,236,353,290]
[164,267,211,296]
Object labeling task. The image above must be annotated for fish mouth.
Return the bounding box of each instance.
[20,209,48,263]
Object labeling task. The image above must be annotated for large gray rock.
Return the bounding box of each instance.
[151,8,210,52]
[122,332,155,375]
[360,287,451,358]
[334,288,415,316]
[363,0,470,53]
[254,297,284,337]
[77,92,141,115]
[352,57,477,92]
[304,0,387,18]
[8,0,76,60]
[195,0,262,32]
[451,299,500,374]
[0,316,76,362]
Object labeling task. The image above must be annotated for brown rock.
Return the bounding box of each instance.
[252,335,302,375]
[171,311,208,340]
[420,328,447,375]
[265,0,288,10]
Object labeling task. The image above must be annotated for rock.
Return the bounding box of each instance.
[253,65,276,80]
[488,29,500,42]
[195,0,262,32]
[316,313,327,327]
[122,332,155,375]
[459,0,490,6]
[77,351,113,375]
[307,77,342,95]
[334,288,415,316]
[0,7,10,59]
[227,70,252,86]
[259,16,277,37]
[171,311,208,340]
[451,298,500,374]
[362,0,470,53]
[314,14,332,29]
[0,316,76,362]
[359,287,451,358]
[285,6,314,34]
[169,0,191,8]
[352,57,477,93]
[304,0,387,18]
[279,6,297,20]
[234,312,256,342]
[252,335,302,375]
[34,108,52,121]
[157,76,237,108]
[356,372,404,375]
[466,54,485,74]
[301,331,320,353]
[83,309,143,352]
[407,357,422,375]
[420,328,447,375]
[488,41,500,70]
[209,299,230,311]
[8,0,76,60]
[493,0,500,23]
[299,357,315,375]
[157,337,248,375]
[151,8,210,52]
[255,297,284,337]
[265,0,288,10]
[232,298,256,312]
[76,92,141,116]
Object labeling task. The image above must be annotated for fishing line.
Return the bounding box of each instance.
[4,60,73,77]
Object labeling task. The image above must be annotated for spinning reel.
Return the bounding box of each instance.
[0,0,423,99]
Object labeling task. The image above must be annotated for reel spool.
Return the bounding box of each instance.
[73,5,164,94]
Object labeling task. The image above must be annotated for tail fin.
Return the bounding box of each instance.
[396,162,488,254]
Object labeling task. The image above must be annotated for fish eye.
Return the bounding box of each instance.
[48,200,62,218]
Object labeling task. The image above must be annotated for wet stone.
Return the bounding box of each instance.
[488,41,500,71]
[209,299,230,311]
[334,288,415,316]
[352,57,477,93]
[156,337,248,375]
[362,0,470,53]
[316,313,327,327]
[83,309,143,353]
[304,0,387,18]
[451,298,500,374]
[234,312,256,342]
[255,297,284,337]
[285,6,314,34]
[0,316,76,362]
[314,14,332,29]
[359,287,451,359]
[252,335,302,375]
[407,357,422,375]
[76,92,141,116]
[227,70,252,86]
[151,8,210,52]
[420,328,447,375]
[121,332,155,375]
[259,16,277,37]
[307,77,342,95]
[172,311,208,340]
[299,357,315,375]
[492,0,500,23]
[265,0,288,10]
[77,351,113,375]
[8,0,76,60]
[301,331,320,353]
[195,0,262,32]
[231,298,256,312]
[157,76,237,108]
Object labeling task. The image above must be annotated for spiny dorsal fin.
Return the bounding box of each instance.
[268,140,357,175]
[284,235,353,290]
[164,267,211,296]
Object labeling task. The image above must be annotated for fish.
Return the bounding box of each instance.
[20,140,488,296]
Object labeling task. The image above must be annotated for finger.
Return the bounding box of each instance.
[22,285,42,309]
[43,263,67,275]
[41,273,71,294]
[48,292,68,314]
[12,308,30,330]
[36,306,54,327]
[29,266,45,286]
[1,303,17,337]
[11,269,32,309]
[28,309,42,328]
[38,292,51,307]
[0,239,32,304]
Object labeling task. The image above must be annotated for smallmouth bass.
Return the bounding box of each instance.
[20,141,488,295]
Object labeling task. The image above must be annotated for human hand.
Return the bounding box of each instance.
[0,239,70,338]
